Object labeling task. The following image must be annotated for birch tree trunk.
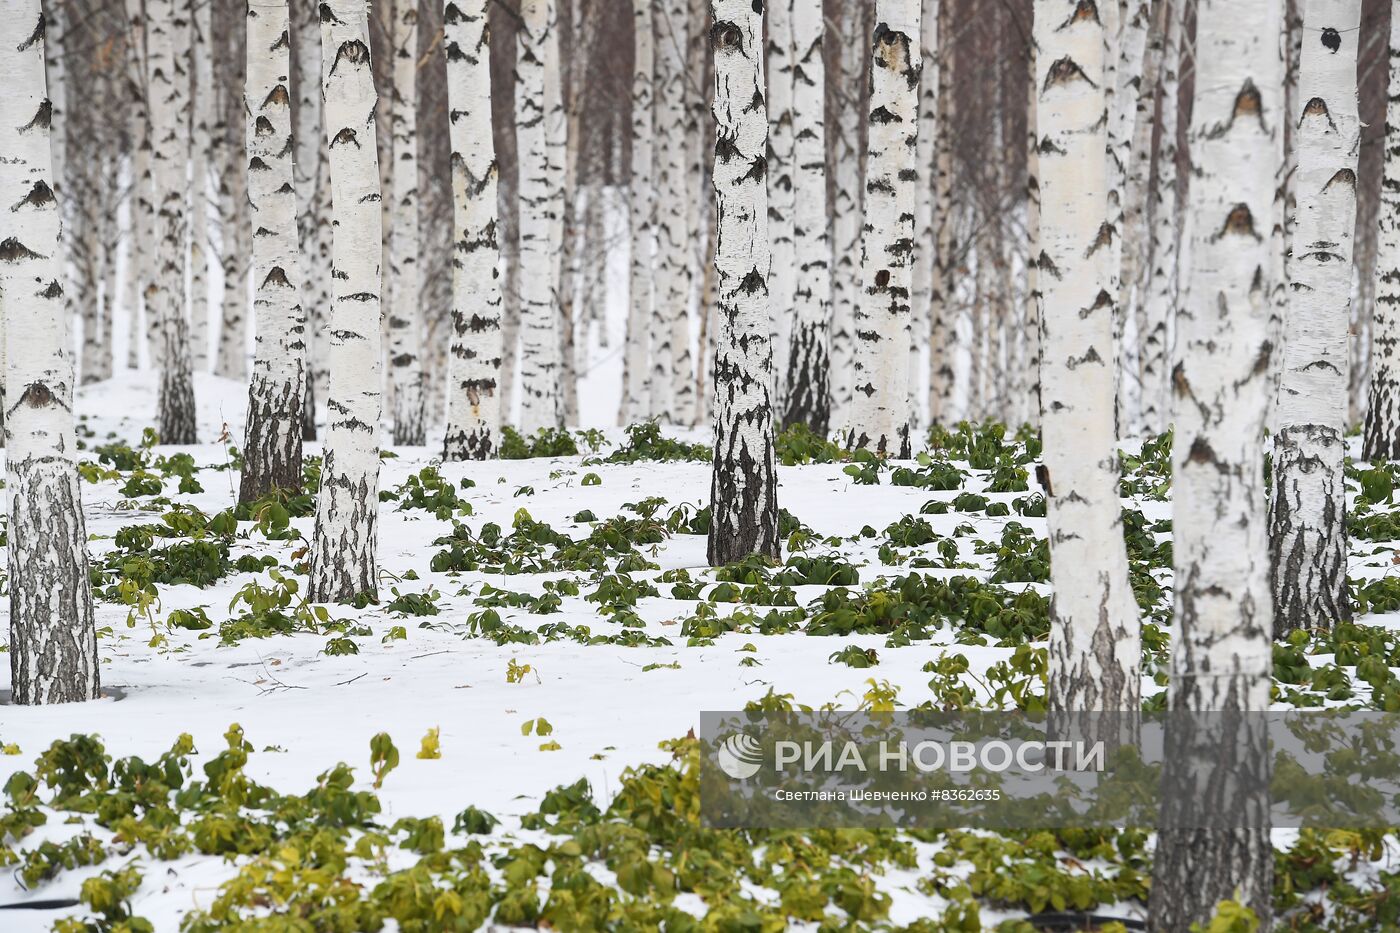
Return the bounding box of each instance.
[1122,0,1166,427]
[2,0,99,705]
[1364,7,1400,461]
[216,137,251,381]
[1036,0,1140,716]
[1139,0,1182,436]
[1148,3,1281,928]
[147,0,196,443]
[908,0,939,431]
[190,0,213,373]
[845,2,919,458]
[650,0,689,423]
[708,0,779,566]
[239,0,305,504]
[516,0,561,432]
[767,0,796,405]
[621,0,654,425]
[781,0,831,434]
[125,0,152,372]
[928,0,956,423]
[1270,0,1361,636]
[310,0,385,604]
[293,0,330,439]
[441,0,504,461]
[1025,31,1042,427]
[388,0,425,445]
[1105,0,1147,430]
[830,0,869,430]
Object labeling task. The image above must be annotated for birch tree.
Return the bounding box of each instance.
[845,1,919,458]
[767,0,796,402]
[829,0,868,430]
[389,0,426,445]
[781,0,831,433]
[707,0,779,566]
[441,0,504,461]
[310,0,384,604]
[1365,7,1400,461]
[190,0,214,373]
[239,0,305,504]
[293,0,330,437]
[1025,32,1042,426]
[146,0,196,443]
[2,0,98,705]
[516,0,561,432]
[1035,0,1140,715]
[1139,0,1182,435]
[1148,1,1281,926]
[650,0,690,423]
[621,0,654,425]
[911,0,938,428]
[1270,0,1361,635]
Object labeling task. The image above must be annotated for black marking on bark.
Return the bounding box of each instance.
[1321,27,1341,52]
[1323,168,1356,192]
[20,99,51,133]
[1044,56,1095,92]
[19,12,44,52]
[1218,203,1259,240]
[13,181,55,211]
[0,238,43,262]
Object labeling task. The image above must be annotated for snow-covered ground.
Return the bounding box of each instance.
[3,367,1400,930]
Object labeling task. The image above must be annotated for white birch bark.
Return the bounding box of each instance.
[928,0,956,423]
[239,0,305,504]
[310,0,384,604]
[1149,2,1281,927]
[1025,31,1042,427]
[1270,0,1361,635]
[1364,7,1400,461]
[908,0,939,431]
[2,0,98,705]
[649,0,689,423]
[829,0,868,430]
[621,0,655,425]
[781,0,831,434]
[190,0,213,372]
[845,1,919,458]
[1035,0,1140,715]
[515,0,561,432]
[679,0,707,425]
[767,0,796,404]
[293,0,330,437]
[1105,0,1147,430]
[216,127,251,381]
[544,0,569,423]
[388,0,425,445]
[1122,0,1165,425]
[707,0,779,565]
[146,0,196,443]
[441,0,503,461]
[125,0,151,371]
[1139,0,1182,435]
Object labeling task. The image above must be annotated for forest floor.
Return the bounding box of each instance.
[3,370,1400,930]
